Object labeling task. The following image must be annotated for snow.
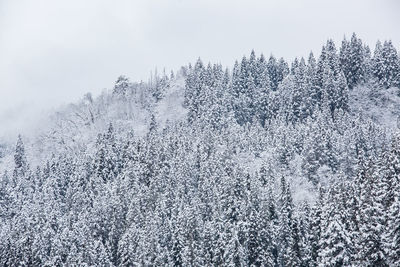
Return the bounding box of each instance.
[350,85,400,131]
[1,49,400,266]
[0,77,190,173]
[155,77,187,129]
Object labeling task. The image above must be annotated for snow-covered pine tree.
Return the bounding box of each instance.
[372,40,400,88]
[340,33,367,89]
[318,184,353,266]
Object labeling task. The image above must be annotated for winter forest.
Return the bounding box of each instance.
[1,33,400,266]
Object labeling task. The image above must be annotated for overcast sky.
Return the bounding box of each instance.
[0,0,399,124]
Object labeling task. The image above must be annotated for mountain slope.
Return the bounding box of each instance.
[1,35,400,266]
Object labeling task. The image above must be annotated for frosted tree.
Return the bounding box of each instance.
[153,69,169,102]
[277,176,301,266]
[384,133,400,265]
[13,135,28,182]
[340,33,367,89]
[254,54,271,126]
[318,184,353,266]
[317,39,343,102]
[298,201,313,267]
[356,155,387,266]
[94,123,121,183]
[267,55,283,91]
[113,75,131,96]
[291,57,308,122]
[387,193,400,265]
[306,51,321,114]
[372,40,400,88]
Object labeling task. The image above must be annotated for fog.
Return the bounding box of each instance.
[0,0,399,137]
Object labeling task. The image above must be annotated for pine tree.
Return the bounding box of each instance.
[385,133,400,265]
[317,39,341,92]
[113,75,130,96]
[372,40,400,88]
[357,156,387,266]
[340,33,367,89]
[306,51,321,114]
[318,184,353,266]
[94,123,121,183]
[153,70,169,102]
[292,57,307,122]
[298,201,313,267]
[335,70,349,112]
[13,135,28,180]
[309,188,324,266]
[387,193,400,265]
[246,192,274,266]
[185,58,205,122]
[278,176,300,266]
[254,54,271,126]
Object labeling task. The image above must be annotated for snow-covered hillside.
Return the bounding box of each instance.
[2,34,400,266]
[350,84,400,130]
[2,77,399,184]
[1,74,400,200]
[0,76,187,173]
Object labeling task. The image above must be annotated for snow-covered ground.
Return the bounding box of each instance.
[350,85,400,131]
[155,78,187,129]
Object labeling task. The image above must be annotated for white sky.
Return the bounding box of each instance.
[0,0,399,122]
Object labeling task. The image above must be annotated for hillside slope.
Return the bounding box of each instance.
[1,35,400,266]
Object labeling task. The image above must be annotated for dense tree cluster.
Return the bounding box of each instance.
[1,33,400,266]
